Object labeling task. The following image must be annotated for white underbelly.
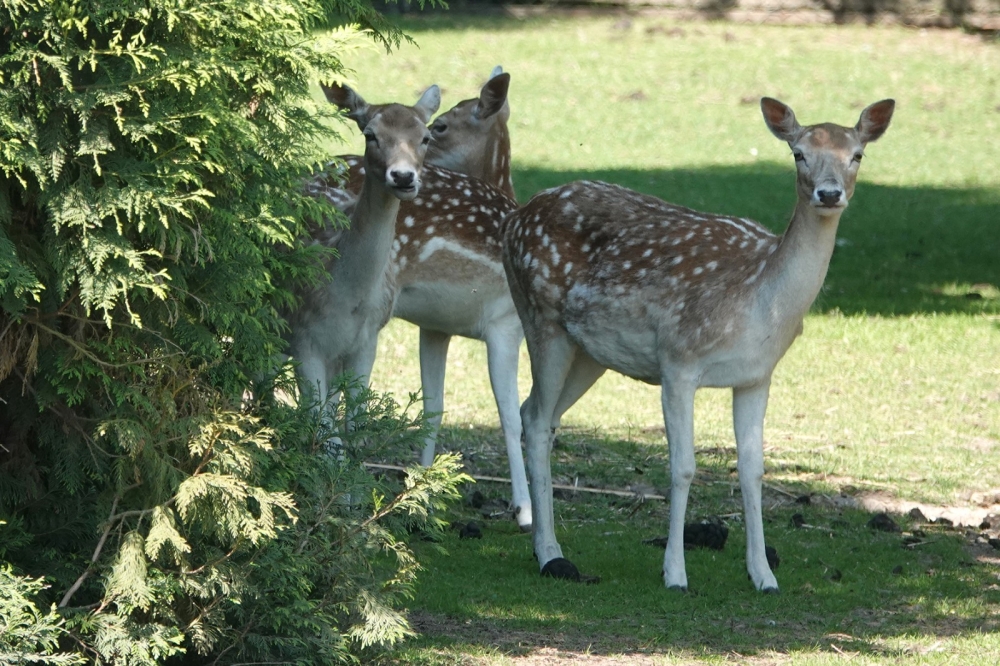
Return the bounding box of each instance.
[394,280,514,340]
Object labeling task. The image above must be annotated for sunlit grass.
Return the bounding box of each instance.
[320,13,1000,664]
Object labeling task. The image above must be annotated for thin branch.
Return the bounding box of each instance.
[182,541,241,576]
[59,483,143,608]
[31,320,185,371]
[363,462,666,501]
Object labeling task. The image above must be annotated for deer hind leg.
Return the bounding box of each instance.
[418,328,452,467]
[661,377,697,591]
[733,380,779,593]
[520,326,579,576]
[551,352,607,432]
[484,322,532,531]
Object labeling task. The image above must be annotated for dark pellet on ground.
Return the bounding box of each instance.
[791,513,805,528]
[796,494,812,505]
[868,512,901,532]
[765,545,780,570]
[459,521,483,539]
[684,519,729,550]
[892,565,904,575]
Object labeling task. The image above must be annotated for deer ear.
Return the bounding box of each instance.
[761,97,801,143]
[856,99,895,144]
[475,72,510,120]
[322,83,372,131]
[413,85,441,123]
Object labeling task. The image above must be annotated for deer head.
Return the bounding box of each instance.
[322,82,441,200]
[425,67,513,196]
[762,97,895,215]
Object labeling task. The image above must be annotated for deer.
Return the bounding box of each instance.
[286,84,440,431]
[501,97,895,591]
[321,69,533,531]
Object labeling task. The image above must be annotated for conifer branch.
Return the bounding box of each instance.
[58,483,141,608]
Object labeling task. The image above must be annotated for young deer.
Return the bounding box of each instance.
[327,69,533,530]
[288,84,439,421]
[501,98,895,591]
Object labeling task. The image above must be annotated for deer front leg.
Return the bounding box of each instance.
[418,328,451,467]
[485,323,532,531]
[733,380,779,593]
[339,334,381,447]
[295,352,342,454]
[661,379,697,591]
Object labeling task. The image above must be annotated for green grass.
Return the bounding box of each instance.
[323,13,1000,664]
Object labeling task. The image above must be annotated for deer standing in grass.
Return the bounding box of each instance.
[287,85,439,421]
[324,69,533,530]
[501,97,895,591]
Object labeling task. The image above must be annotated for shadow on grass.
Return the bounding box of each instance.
[509,164,1000,318]
[393,423,1000,661]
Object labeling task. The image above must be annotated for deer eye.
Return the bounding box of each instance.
[431,122,447,134]
[363,131,378,145]
[792,150,805,163]
[421,134,431,146]
[853,152,864,163]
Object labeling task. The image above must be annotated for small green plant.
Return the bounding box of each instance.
[0,523,85,666]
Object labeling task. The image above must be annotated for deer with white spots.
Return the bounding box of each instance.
[501,97,895,591]
[321,69,533,530]
[287,84,439,423]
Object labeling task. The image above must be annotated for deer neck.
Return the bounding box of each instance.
[334,174,400,291]
[760,200,843,321]
[480,127,515,200]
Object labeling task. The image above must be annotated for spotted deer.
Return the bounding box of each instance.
[287,84,440,423]
[325,69,532,530]
[501,97,895,591]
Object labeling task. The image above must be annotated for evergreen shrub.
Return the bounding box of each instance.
[0,0,459,663]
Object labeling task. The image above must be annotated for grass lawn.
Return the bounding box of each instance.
[323,13,1000,664]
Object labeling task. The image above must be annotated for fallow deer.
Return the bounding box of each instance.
[327,69,532,530]
[501,97,895,591]
[287,84,440,425]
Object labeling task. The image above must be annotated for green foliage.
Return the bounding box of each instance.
[220,377,470,663]
[0,0,455,663]
[0,532,85,665]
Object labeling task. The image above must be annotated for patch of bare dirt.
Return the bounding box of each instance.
[841,489,1000,528]
[407,610,671,663]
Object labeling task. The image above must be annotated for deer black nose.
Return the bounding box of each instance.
[390,170,415,189]
[817,189,842,206]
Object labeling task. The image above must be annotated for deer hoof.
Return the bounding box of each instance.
[666,584,688,594]
[540,558,598,583]
[541,558,580,580]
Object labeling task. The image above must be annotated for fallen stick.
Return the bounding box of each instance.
[363,462,666,501]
